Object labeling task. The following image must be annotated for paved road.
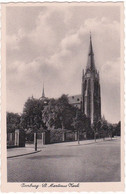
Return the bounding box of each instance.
[7,147,37,158]
[7,138,120,182]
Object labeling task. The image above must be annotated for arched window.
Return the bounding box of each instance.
[84,80,87,91]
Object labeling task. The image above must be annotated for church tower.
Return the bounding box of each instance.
[40,83,46,101]
[82,34,101,125]
[42,83,45,98]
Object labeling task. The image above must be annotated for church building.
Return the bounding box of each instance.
[69,34,101,125]
[40,34,101,126]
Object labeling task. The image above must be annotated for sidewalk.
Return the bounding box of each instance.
[45,136,118,148]
[7,136,119,158]
[7,147,41,158]
[26,136,119,150]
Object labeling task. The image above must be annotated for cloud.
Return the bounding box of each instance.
[100,58,120,123]
[101,58,120,84]
[6,5,121,123]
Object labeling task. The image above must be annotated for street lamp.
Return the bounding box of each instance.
[34,124,37,151]
[34,115,38,151]
[75,109,80,145]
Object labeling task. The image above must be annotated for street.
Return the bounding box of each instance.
[7,138,120,182]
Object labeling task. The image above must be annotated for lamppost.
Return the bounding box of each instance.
[34,124,37,151]
[34,116,38,151]
[75,109,80,145]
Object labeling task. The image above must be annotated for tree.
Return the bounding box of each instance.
[100,121,108,140]
[21,97,48,150]
[115,121,121,136]
[42,95,77,131]
[42,98,58,129]
[93,120,101,142]
[107,123,114,139]
[72,109,86,144]
[7,112,21,133]
[21,97,47,132]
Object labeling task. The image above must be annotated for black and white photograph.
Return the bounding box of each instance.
[1,2,124,192]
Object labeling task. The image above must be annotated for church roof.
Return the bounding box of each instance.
[86,33,96,72]
[68,94,82,105]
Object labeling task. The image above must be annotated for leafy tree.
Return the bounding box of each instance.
[42,94,91,144]
[107,123,114,139]
[7,112,21,133]
[114,121,121,136]
[93,120,101,142]
[72,109,87,144]
[100,120,109,140]
[42,98,58,129]
[21,97,48,132]
[99,117,115,140]
[42,95,77,130]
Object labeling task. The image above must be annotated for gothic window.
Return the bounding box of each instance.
[94,81,98,96]
[88,79,90,88]
[84,80,87,91]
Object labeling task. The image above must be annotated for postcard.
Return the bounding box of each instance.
[1,2,124,192]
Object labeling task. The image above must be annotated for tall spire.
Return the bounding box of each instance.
[82,34,101,125]
[82,69,84,81]
[86,33,95,72]
[82,69,84,76]
[42,83,45,98]
[89,32,94,56]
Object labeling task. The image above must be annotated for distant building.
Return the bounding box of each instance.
[68,94,82,109]
[69,34,101,125]
[40,34,101,126]
[39,84,49,105]
[82,34,101,125]
[40,83,46,100]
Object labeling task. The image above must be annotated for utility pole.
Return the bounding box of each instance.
[34,116,38,151]
[76,109,80,145]
[94,131,96,142]
[35,130,37,151]
[77,129,80,145]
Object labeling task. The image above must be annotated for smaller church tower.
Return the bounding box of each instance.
[82,34,101,125]
[40,83,46,101]
[42,83,45,98]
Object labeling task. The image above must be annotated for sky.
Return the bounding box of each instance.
[6,4,121,123]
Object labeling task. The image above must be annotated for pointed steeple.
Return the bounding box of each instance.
[82,34,101,124]
[86,33,95,72]
[42,83,45,98]
[89,32,94,56]
[82,69,84,79]
[82,69,84,76]
[98,71,100,80]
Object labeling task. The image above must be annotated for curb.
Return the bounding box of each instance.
[7,150,41,159]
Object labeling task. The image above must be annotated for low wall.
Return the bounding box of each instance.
[7,132,15,146]
[50,129,64,143]
[7,129,25,148]
[65,132,76,141]
[49,129,77,143]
